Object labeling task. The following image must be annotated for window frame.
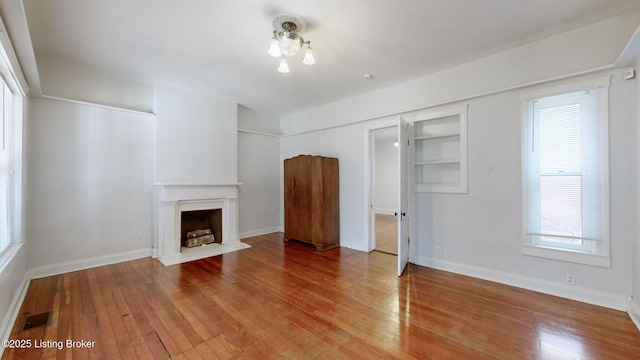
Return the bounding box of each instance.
[0,33,25,271]
[0,77,10,255]
[520,77,610,268]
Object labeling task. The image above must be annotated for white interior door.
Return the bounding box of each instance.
[397,117,409,276]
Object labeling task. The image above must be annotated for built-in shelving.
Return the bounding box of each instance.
[408,107,468,193]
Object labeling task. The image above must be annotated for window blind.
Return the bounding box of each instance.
[523,88,603,253]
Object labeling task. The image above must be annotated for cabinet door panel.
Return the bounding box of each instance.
[322,158,340,245]
[285,156,312,241]
[284,158,295,239]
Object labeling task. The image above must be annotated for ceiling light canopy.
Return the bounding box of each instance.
[268,13,315,72]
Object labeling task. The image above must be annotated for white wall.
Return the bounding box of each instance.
[238,104,281,135]
[155,85,238,184]
[238,131,280,238]
[25,98,155,269]
[237,103,281,238]
[22,82,243,271]
[374,135,398,214]
[278,13,640,309]
[37,57,155,113]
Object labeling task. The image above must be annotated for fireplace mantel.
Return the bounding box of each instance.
[154,183,241,263]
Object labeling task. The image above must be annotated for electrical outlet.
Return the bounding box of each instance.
[137,232,144,239]
[565,273,576,286]
[435,247,442,256]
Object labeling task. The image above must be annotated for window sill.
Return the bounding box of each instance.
[0,242,24,275]
[522,244,610,268]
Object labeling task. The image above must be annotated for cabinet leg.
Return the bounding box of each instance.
[314,243,339,251]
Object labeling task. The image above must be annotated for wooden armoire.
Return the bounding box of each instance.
[283,155,340,251]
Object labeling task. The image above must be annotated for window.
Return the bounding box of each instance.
[0,78,11,255]
[521,77,610,268]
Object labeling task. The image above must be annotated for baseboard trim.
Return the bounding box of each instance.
[628,298,640,332]
[240,227,282,239]
[28,248,153,280]
[0,271,29,354]
[375,209,396,216]
[340,240,368,252]
[412,255,628,311]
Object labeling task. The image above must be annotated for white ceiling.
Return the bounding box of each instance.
[19,0,640,116]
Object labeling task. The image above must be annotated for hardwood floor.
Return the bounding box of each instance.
[375,213,397,255]
[3,232,640,359]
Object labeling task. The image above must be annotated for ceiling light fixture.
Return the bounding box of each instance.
[268,13,315,72]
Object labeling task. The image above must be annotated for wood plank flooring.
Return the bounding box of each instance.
[375,213,397,255]
[3,232,640,359]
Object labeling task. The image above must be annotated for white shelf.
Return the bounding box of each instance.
[415,159,460,165]
[414,133,460,141]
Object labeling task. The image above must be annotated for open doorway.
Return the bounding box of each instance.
[367,118,410,276]
[372,127,398,255]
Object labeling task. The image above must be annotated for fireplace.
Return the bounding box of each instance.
[181,209,222,246]
[155,183,247,265]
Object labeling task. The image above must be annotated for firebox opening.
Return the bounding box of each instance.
[180,209,222,248]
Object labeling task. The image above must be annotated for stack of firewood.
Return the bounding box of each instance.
[185,229,215,248]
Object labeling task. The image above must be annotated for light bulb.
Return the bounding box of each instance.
[268,37,282,57]
[278,57,290,73]
[303,46,315,65]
